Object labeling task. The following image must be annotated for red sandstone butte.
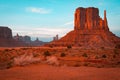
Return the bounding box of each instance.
[48,7,120,48]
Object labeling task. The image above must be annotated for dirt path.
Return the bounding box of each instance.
[0,64,120,80]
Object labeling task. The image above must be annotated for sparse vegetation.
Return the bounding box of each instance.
[21,48,30,50]
[44,51,51,57]
[49,45,53,48]
[101,47,105,50]
[82,53,88,57]
[67,45,72,49]
[74,63,81,67]
[13,53,40,66]
[60,52,66,57]
[7,60,13,68]
[95,55,99,59]
[113,55,116,58]
[33,53,39,57]
[115,44,120,49]
[4,49,10,52]
[114,49,119,55]
[102,54,107,58]
[83,63,89,66]
[0,47,120,69]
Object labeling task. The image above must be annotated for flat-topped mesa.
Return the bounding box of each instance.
[0,26,12,39]
[74,7,109,30]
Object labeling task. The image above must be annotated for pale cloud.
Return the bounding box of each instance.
[12,26,72,39]
[27,27,72,38]
[11,24,73,41]
[64,21,74,26]
[26,7,51,14]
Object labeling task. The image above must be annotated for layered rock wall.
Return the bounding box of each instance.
[74,7,108,30]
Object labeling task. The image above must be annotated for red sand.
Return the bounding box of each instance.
[0,64,120,80]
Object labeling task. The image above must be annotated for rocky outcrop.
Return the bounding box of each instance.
[48,7,120,48]
[0,27,12,39]
[74,7,109,30]
[0,26,29,47]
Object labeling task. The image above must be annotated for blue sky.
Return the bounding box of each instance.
[0,0,120,41]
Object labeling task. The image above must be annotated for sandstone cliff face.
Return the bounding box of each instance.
[74,7,108,30]
[48,7,120,48]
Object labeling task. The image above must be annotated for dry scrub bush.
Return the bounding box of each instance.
[60,53,66,57]
[115,44,120,49]
[102,54,107,58]
[82,53,88,57]
[44,51,51,57]
[67,45,72,49]
[46,56,59,66]
[13,53,40,66]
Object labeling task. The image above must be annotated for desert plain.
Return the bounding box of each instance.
[0,47,120,80]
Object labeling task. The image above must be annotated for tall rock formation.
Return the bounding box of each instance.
[48,7,120,48]
[74,7,108,30]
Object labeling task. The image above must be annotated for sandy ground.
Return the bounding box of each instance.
[0,64,120,80]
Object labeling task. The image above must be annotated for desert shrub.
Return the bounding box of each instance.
[101,47,105,50]
[78,44,82,47]
[115,44,120,49]
[117,61,120,65]
[60,53,66,57]
[113,55,116,58]
[7,60,13,68]
[102,54,107,58]
[4,49,10,52]
[67,45,72,49]
[46,56,59,66]
[21,48,28,50]
[82,53,88,57]
[11,49,15,51]
[114,49,119,55]
[74,63,81,67]
[44,51,51,57]
[83,63,89,66]
[95,55,99,59]
[13,53,40,66]
[49,45,53,48]
[33,53,39,57]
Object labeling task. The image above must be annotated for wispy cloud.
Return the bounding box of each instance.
[12,26,72,39]
[28,27,72,38]
[26,7,51,14]
[63,21,73,26]
[11,22,73,41]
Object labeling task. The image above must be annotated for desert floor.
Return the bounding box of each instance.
[0,64,120,80]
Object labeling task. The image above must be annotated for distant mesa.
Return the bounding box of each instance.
[53,34,59,41]
[48,7,120,48]
[0,26,29,47]
[0,26,47,47]
[13,34,47,46]
[0,27,12,39]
